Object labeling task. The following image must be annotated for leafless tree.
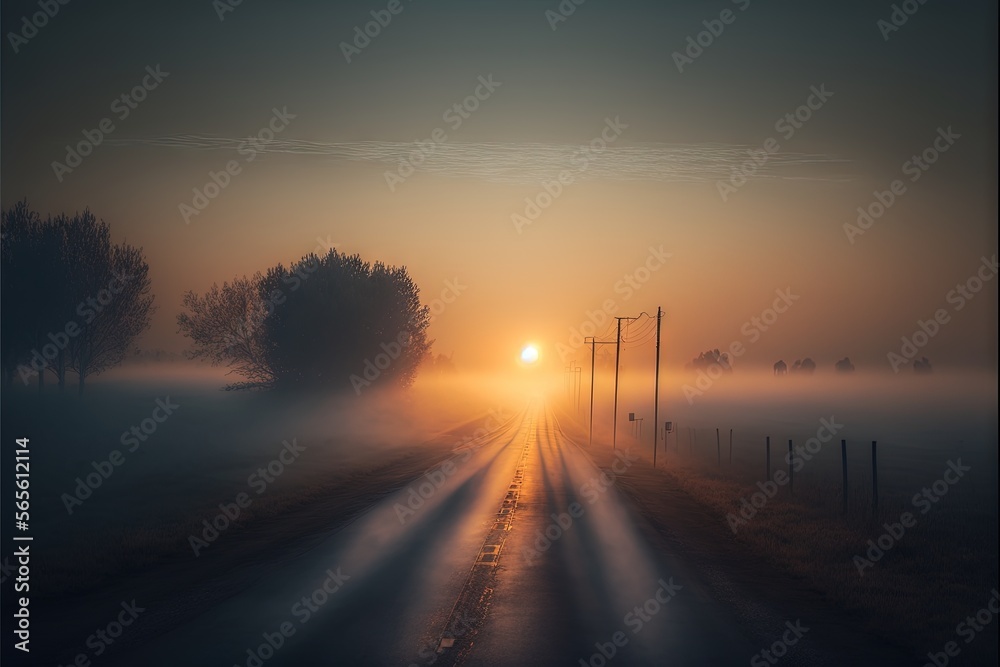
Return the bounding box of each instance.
[176,274,275,384]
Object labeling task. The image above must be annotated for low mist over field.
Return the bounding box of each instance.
[2,0,996,665]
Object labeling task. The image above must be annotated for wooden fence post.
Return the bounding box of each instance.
[841,439,848,514]
[871,440,878,516]
[766,436,771,481]
[788,439,794,492]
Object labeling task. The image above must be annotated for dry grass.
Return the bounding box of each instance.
[34,445,445,596]
[581,425,998,662]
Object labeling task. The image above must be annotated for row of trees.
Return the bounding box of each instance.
[1,202,155,393]
[4,202,436,394]
[686,349,733,373]
[177,249,432,391]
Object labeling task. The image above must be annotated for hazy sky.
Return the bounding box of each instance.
[2,0,996,372]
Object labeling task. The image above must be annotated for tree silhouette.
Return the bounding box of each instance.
[1,202,154,393]
[791,358,816,374]
[177,274,274,384]
[66,224,156,394]
[425,351,457,374]
[686,349,732,373]
[1,202,56,389]
[834,357,855,373]
[178,249,431,391]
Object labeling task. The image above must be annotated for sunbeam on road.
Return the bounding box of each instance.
[104,401,770,667]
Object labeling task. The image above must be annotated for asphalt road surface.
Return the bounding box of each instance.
[104,401,877,666]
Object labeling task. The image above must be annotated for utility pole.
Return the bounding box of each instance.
[585,336,615,446]
[574,364,582,411]
[564,360,575,400]
[613,317,623,451]
[589,339,595,445]
[653,306,662,467]
[564,361,583,411]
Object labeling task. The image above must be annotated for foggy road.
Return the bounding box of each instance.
[106,403,823,666]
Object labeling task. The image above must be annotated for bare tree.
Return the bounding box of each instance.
[67,237,155,394]
[1,202,68,390]
[176,274,275,385]
[1,202,154,394]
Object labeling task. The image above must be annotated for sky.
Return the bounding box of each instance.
[2,0,996,373]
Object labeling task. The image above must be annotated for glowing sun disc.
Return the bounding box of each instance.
[520,346,539,364]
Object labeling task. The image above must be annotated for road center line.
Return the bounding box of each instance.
[429,408,537,663]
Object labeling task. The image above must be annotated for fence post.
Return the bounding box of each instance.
[716,428,721,466]
[788,439,793,493]
[766,436,771,481]
[871,440,878,516]
[841,439,848,514]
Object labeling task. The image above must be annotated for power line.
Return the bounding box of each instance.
[622,319,655,341]
[622,325,656,345]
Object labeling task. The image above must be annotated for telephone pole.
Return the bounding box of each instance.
[585,336,616,446]
[613,315,653,450]
[564,360,576,401]
[574,364,582,411]
[613,318,622,450]
[653,306,662,467]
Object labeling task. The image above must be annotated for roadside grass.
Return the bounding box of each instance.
[558,411,998,663]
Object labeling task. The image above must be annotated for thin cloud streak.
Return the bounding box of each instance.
[110,135,851,185]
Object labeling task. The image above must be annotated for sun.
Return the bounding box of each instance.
[520,345,539,364]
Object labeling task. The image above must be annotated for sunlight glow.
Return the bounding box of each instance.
[520,345,539,364]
